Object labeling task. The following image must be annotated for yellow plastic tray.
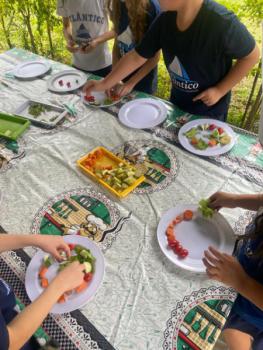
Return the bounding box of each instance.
[77,146,145,198]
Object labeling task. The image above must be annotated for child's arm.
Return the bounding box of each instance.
[114,51,161,97]
[7,261,84,350]
[84,50,147,94]
[203,246,263,310]
[0,235,70,261]
[81,30,115,54]
[193,45,260,106]
[62,17,78,53]
[209,192,263,212]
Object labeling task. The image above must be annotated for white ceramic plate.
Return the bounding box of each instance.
[81,91,121,108]
[47,70,87,93]
[25,235,105,314]
[14,60,51,79]
[157,204,235,272]
[118,98,167,129]
[178,118,236,156]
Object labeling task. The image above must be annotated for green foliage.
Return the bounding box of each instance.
[0,0,261,130]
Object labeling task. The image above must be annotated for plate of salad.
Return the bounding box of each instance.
[178,119,236,156]
[25,235,105,314]
[82,90,121,108]
[157,202,235,272]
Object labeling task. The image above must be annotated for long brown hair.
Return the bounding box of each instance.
[107,0,150,44]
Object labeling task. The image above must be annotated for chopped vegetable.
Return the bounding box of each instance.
[184,124,231,151]
[40,278,49,288]
[58,294,66,303]
[39,266,48,279]
[165,210,194,258]
[75,281,89,293]
[67,82,71,88]
[38,243,96,302]
[183,210,193,221]
[185,128,197,138]
[198,199,215,218]
[28,103,52,118]
[4,130,12,137]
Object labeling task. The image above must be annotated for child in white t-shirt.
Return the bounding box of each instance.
[57,0,114,77]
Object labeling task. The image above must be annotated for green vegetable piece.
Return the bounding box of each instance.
[84,262,92,273]
[43,255,53,268]
[198,199,215,218]
[4,130,12,137]
[196,139,208,150]
[185,128,197,138]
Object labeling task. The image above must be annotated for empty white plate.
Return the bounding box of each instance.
[14,60,51,79]
[25,235,105,314]
[157,204,235,272]
[118,98,167,129]
[47,70,87,93]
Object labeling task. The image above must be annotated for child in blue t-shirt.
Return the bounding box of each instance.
[84,0,259,120]
[107,0,160,95]
[0,234,85,350]
[203,191,263,350]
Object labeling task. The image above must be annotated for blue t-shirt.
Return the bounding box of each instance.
[0,279,36,350]
[117,0,160,94]
[232,210,263,330]
[136,0,255,118]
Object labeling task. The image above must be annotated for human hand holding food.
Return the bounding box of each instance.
[83,79,107,96]
[34,235,70,262]
[51,261,85,294]
[208,191,238,211]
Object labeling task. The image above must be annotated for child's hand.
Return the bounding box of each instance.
[83,80,106,96]
[52,261,85,293]
[203,246,247,289]
[193,86,223,106]
[80,39,99,54]
[209,191,238,210]
[114,80,135,97]
[66,40,79,53]
[34,235,70,261]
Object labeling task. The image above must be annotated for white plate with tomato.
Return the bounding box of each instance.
[178,119,236,156]
[25,235,105,314]
[157,204,235,272]
[82,90,121,108]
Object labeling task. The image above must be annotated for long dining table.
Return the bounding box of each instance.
[0,47,262,350]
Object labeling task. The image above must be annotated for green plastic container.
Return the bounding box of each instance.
[0,112,30,140]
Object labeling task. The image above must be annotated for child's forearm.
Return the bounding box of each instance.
[126,51,160,88]
[235,274,263,311]
[7,280,63,350]
[234,193,263,211]
[0,234,40,253]
[216,45,260,97]
[94,30,115,46]
[103,50,147,89]
[112,40,120,68]
[62,17,73,42]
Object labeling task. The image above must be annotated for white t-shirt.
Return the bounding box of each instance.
[57,0,112,71]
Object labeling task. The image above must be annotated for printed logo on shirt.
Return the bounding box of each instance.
[76,24,92,43]
[117,26,135,56]
[168,56,199,92]
[69,13,105,24]
[0,279,11,296]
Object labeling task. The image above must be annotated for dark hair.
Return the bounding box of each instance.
[238,211,263,257]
